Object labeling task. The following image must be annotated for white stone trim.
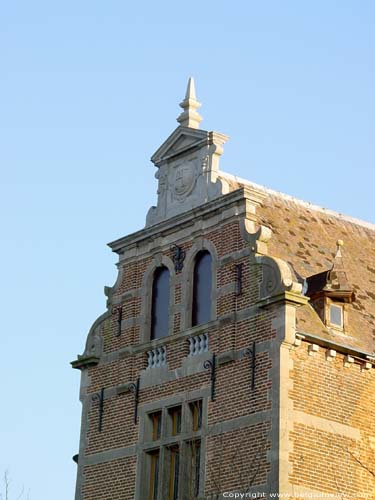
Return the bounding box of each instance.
[139,255,176,343]
[147,346,167,368]
[362,361,372,371]
[180,238,218,331]
[326,349,337,361]
[188,333,209,356]
[344,355,355,367]
[308,344,319,355]
[293,410,361,440]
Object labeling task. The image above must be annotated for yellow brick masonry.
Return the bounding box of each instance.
[288,344,375,499]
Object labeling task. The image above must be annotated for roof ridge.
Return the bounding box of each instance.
[221,171,375,232]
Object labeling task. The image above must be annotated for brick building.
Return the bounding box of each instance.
[72,79,375,499]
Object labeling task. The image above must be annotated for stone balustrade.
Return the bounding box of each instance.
[188,333,209,356]
[147,346,167,368]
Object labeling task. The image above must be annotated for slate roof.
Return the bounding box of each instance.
[223,173,375,354]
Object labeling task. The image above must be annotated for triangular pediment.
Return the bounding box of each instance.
[146,79,230,227]
[151,126,210,166]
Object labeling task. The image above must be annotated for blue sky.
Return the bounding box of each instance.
[0,1,374,498]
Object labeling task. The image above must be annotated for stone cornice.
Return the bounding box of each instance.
[151,127,229,165]
[258,291,310,308]
[71,355,100,370]
[108,186,266,255]
[118,320,218,359]
[295,330,375,361]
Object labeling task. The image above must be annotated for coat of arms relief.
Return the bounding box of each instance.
[172,159,197,202]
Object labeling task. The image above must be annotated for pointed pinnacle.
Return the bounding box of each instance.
[185,77,196,100]
[327,239,351,291]
[177,77,203,129]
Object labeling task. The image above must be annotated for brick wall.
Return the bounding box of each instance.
[75,217,277,499]
[74,198,375,500]
[289,343,375,497]
[81,457,136,500]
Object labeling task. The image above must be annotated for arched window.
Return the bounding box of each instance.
[151,266,170,340]
[192,251,212,327]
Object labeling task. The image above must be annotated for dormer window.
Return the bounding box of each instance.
[329,304,343,329]
[306,240,354,332]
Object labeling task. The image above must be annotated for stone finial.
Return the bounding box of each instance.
[335,239,344,257]
[177,77,203,129]
[145,79,231,227]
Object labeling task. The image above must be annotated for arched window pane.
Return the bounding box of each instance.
[192,251,212,326]
[151,267,170,340]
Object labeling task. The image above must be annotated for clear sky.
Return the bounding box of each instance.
[1,1,374,498]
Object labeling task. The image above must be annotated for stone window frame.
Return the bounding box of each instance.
[150,266,171,341]
[135,390,208,500]
[324,297,347,332]
[327,300,346,331]
[180,238,218,332]
[140,254,176,343]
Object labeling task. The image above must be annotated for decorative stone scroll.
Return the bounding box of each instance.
[71,313,106,367]
[239,215,306,305]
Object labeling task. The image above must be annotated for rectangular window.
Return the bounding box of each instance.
[141,400,204,499]
[148,450,160,500]
[189,400,202,432]
[168,445,180,500]
[186,440,201,498]
[149,411,162,441]
[330,304,343,328]
[168,406,182,436]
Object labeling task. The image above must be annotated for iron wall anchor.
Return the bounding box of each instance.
[204,353,216,401]
[244,342,256,390]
